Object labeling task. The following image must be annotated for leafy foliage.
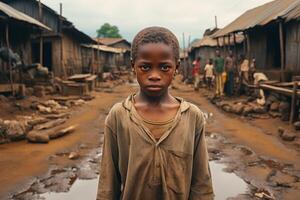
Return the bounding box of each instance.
[96,23,122,38]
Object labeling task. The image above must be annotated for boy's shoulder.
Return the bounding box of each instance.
[184,100,206,130]
[180,99,206,124]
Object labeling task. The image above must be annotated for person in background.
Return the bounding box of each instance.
[204,58,214,90]
[240,54,249,85]
[249,57,256,84]
[224,50,235,96]
[192,57,201,91]
[214,50,225,96]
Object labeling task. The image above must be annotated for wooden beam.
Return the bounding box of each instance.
[260,83,300,97]
[5,23,14,96]
[38,0,43,65]
[273,81,300,87]
[290,81,298,124]
[279,21,285,82]
[233,33,237,57]
[223,36,226,56]
[243,32,247,56]
[227,34,231,52]
[246,32,251,58]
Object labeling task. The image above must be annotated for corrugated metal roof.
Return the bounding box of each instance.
[213,0,300,37]
[82,44,126,54]
[191,34,244,49]
[94,37,131,48]
[0,1,51,31]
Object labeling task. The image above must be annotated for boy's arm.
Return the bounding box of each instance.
[97,122,121,200]
[189,115,214,200]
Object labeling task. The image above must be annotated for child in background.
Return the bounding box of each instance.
[192,57,201,91]
[204,58,214,90]
[97,26,213,200]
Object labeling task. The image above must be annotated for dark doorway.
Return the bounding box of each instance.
[43,42,52,71]
[31,42,39,64]
[31,41,52,71]
[266,24,281,69]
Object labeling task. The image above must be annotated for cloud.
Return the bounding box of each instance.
[41,0,272,44]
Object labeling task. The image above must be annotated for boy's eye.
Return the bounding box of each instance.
[161,65,171,71]
[139,64,151,71]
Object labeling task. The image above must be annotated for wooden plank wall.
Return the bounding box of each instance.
[285,21,300,73]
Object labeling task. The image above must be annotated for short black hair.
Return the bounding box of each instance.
[131,26,179,62]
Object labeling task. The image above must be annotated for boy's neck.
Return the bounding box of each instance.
[135,89,174,106]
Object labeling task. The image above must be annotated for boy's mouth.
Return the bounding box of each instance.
[146,85,163,91]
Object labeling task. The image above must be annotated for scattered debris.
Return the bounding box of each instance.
[69,152,80,160]
[254,189,274,199]
[33,86,45,97]
[293,121,300,131]
[34,118,66,131]
[48,125,76,139]
[1,120,28,141]
[281,132,296,142]
[26,131,50,143]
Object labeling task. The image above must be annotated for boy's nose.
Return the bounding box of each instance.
[148,71,161,81]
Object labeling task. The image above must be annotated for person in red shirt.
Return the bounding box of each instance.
[192,57,201,90]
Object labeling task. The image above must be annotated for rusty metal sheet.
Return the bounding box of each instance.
[213,0,300,37]
[0,2,51,31]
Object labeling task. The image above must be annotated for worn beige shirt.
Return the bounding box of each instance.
[97,95,214,200]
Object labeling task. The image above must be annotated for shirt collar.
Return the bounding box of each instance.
[122,94,190,113]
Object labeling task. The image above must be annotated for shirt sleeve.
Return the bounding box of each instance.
[97,116,121,200]
[189,113,214,200]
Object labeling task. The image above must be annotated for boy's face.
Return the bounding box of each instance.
[132,43,178,97]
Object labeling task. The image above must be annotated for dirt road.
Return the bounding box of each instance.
[1,80,299,200]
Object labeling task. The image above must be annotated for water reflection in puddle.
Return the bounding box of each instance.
[40,176,99,200]
[210,161,248,200]
[38,162,247,200]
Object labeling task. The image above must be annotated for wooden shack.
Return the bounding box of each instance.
[0,2,50,95]
[189,34,244,67]
[82,44,126,73]
[2,0,96,77]
[213,0,300,81]
[95,38,131,68]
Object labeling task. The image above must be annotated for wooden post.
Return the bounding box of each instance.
[279,21,285,82]
[290,81,298,124]
[38,0,43,65]
[59,3,66,78]
[243,32,247,56]
[227,34,231,52]
[233,33,237,59]
[223,36,226,56]
[217,37,220,48]
[246,33,251,59]
[6,23,14,96]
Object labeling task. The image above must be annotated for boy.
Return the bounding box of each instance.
[224,51,235,96]
[97,27,213,200]
[214,50,225,96]
[204,58,214,90]
[192,57,201,91]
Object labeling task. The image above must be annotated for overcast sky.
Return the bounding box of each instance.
[42,0,272,45]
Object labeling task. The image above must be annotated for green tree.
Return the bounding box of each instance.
[96,23,122,38]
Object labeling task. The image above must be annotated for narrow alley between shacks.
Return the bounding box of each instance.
[0,0,300,200]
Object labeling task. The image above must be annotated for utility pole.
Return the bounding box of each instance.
[215,16,218,28]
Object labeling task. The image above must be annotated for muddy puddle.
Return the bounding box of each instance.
[210,161,249,199]
[40,176,99,200]
[24,161,248,200]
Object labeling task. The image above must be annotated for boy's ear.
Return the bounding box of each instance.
[131,59,135,71]
[176,59,180,70]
